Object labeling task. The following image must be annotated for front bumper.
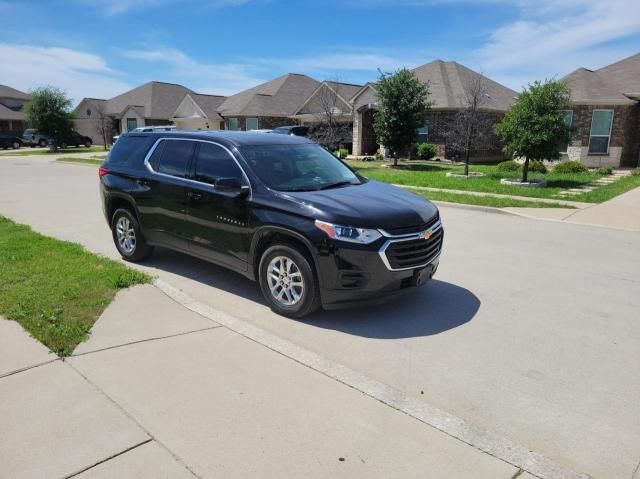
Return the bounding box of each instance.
[317,221,443,310]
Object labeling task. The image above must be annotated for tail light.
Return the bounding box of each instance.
[98,167,109,177]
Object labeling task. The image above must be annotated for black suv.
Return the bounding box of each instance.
[99,131,443,318]
[57,130,93,148]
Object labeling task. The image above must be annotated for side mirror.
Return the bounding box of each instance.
[215,177,250,198]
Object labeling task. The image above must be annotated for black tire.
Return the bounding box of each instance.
[12,141,20,149]
[38,139,47,147]
[258,243,321,318]
[60,142,67,149]
[110,208,153,262]
[84,140,92,148]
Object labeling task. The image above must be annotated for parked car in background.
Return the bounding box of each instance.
[251,129,273,133]
[22,129,51,147]
[113,125,176,144]
[99,131,443,318]
[272,125,309,137]
[55,130,93,148]
[0,133,22,149]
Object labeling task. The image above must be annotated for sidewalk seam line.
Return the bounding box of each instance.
[63,438,152,479]
[65,361,202,479]
[152,279,592,479]
[0,357,60,380]
[69,326,221,357]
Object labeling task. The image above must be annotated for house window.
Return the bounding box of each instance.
[588,110,614,155]
[126,117,137,132]
[559,110,573,153]
[86,108,92,117]
[245,118,259,131]
[228,118,239,131]
[417,122,429,142]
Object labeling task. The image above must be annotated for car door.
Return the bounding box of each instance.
[184,141,251,271]
[135,138,196,251]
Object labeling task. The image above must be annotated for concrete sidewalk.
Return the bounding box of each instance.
[1,288,522,479]
[505,185,640,231]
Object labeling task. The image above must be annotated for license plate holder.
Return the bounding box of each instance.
[412,267,430,287]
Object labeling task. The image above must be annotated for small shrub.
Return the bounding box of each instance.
[596,166,613,175]
[553,161,588,174]
[375,151,384,161]
[496,160,521,172]
[416,143,437,160]
[332,148,348,159]
[527,160,547,174]
[631,167,640,176]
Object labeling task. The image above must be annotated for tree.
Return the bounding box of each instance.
[495,80,571,182]
[373,69,430,167]
[446,74,494,175]
[308,80,351,150]
[93,101,115,151]
[23,86,74,150]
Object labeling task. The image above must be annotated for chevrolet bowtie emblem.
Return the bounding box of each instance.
[421,230,433,240]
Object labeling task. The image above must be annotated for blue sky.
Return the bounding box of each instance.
[1,0,639,105]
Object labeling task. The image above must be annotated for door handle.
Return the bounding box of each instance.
[187,191,202,200]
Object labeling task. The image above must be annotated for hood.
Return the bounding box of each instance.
[274,180,438,230]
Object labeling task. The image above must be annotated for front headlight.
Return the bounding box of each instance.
[314,220,382,244]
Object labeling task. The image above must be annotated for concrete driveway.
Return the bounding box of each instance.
[1,155,639,479]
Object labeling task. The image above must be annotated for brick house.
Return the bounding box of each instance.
[350,60,517,159]
[217,73,320,131]
[560,53,640,167]
[74,81,227,144]
[0,85,29,136]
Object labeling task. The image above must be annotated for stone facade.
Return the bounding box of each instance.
[565,104,640,167]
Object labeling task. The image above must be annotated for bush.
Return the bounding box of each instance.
[375,151,384,161]
[333,148,348,159]
[496,160,521,172]
[631,167,640,176]
[527,160,547,174]
[553,160,588,174]
[596,166,613,175]
[416,143,437,160]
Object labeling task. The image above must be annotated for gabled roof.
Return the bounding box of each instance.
[411,60,517,110]
[105,81,196,118]
[593,52,640,99]
[0,84,29,100]
[190,93,226,121]
[0,103,25,121]
[218,73,320,117]
[295,80,363,115]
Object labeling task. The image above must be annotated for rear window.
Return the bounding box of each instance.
[105,135,154,166]
[23,129,35,135]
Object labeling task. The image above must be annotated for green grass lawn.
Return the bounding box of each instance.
[0,145,106,156]
[347,160,604,202]
[408,189,573,209]
[0,216,150,356]
[568,173,640,203]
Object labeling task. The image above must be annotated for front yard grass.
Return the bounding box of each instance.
[569,173,640,203]
[347,160,602,202]
[0,145,105,156]
[0,216,150,356]
[408,189,573,209]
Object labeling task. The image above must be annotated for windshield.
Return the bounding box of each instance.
[240,144,362,191]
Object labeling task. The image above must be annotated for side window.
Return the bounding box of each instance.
[194,143,243,185]
[148,140,166,170]
[156,140,195,178]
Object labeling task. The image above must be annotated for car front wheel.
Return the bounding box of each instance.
[258,244,321,318]
[12,141,20,149]
[38,139,47,147]
[111,208,153,262]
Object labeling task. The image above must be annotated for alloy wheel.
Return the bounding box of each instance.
[267,255,304,306]
[115,216,136,255]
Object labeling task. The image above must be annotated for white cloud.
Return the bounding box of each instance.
[121,47,267,95]
[469,0,640,89]
[82,0,251,15]
[0,44,132,104]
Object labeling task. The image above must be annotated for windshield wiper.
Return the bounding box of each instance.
[317,181,357,190]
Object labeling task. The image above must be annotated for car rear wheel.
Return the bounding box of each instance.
[84,140,92,147]
[38,139,47,147]
[258,244,321,318]
[111,208,153,262]
[12,141,20,149]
